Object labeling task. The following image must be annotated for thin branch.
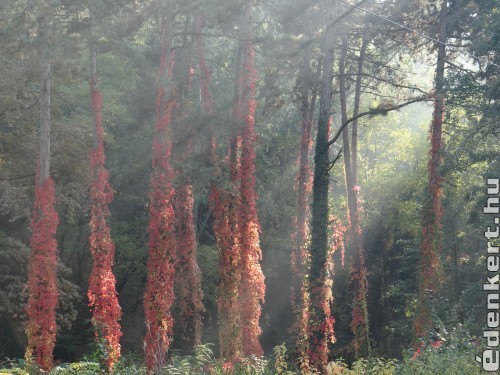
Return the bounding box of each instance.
[328,147,343,171]
[327,94,431,147]
[335,72,428,94]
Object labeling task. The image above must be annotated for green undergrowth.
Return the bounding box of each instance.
[0,331,483,375]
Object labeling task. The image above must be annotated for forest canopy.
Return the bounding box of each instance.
[0,0,498,374]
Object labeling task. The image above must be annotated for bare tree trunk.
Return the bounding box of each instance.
[39,27,51,185]
[351,36,368,190]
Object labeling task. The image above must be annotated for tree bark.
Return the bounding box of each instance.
[87,10,123,371]
[415,0,447,339]
[308,19,336,373]
[38,24,51,185]
[237,0,265,357]
[25,6,59,371]
[291,52,314,361]
[144,14,177,372]
[340,34,370,358]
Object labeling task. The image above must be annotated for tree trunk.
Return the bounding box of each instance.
[212,25,245,362]
[144,15,177,372]
[25,6,59,371]
[415,0,447,339]
[339,34,370,358]
[38,8,52,184]
[174,180,204,349]
[308,20,336,374]
[351,36,368,189]
[87,11,122,371]
[291,53,314,361]
[171,19,205,352]
[237,0,265,357]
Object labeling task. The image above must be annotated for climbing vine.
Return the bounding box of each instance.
[237,2,265,357]
[144,37,177,371]
[25,176,59,372]
[87,86,122,372]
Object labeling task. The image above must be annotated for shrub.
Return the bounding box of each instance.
[397,326,481,375]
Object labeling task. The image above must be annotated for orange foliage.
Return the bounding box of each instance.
[175,182,204,347]
[88,87,122,371]
[237,22,265,357]
[25,176,59,372]
[210,185,243,360]
[144,43,177,371]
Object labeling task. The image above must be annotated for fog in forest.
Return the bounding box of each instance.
[0,0,498,373]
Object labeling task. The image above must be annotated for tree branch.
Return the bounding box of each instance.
[327,94,431,147]
[334,72,428,94]
[328,147,343,171]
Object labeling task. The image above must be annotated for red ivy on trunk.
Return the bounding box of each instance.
[290,102,313,362]
[210,183,243,360]
[175,182,204,347]
[237,16,265,357]
[308,216,344,372]
[25,176,59,372]
[88,88,122,371]
[144,44,177,372]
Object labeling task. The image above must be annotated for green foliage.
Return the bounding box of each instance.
[272,345,295,375]
[51,362,102,375]
[0,338,484,375]
[0,0,498,367]
[397,326,481,375]
[327,357,397,374]
[163,344,216,374]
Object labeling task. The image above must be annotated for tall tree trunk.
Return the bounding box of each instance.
[291,52,321,369]
[415,0,447,339]
[339,35,370,358]
[175,181,204,349]
[87,11,122,372]
[211,29,245,362]
[237,0,265,357]
[212,175,242,360]
[291,55,314,363]
[308,21,336,374]
[351,36,368,190]
[144,16,177,372]
[25,6,59,372]
[195,16,214,114]
[196,14,243,360]
[172,19,204,351]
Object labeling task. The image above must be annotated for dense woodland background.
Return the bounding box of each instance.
[0,0,498,373]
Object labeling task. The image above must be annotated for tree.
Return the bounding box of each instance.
[308,15,336,373]
[338,33,370,358]
[172,18,204,350]
[414,0,447,339]
[212,41,244,363]
[86,9,122,371]
[143,14,177,372]
[236,0,266,357]
[290,53,316,363]
[25,3,59,371]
